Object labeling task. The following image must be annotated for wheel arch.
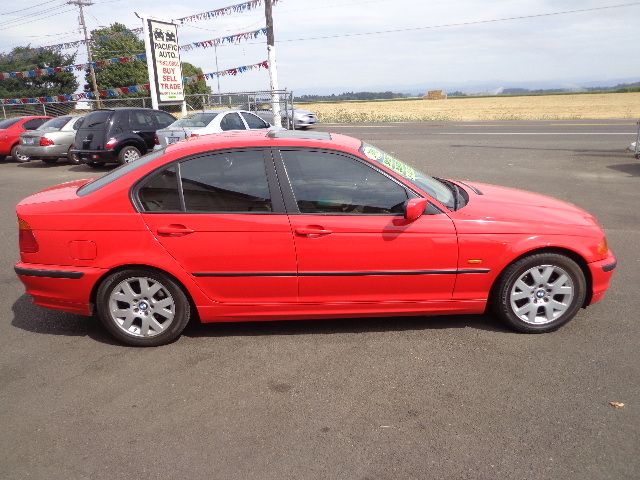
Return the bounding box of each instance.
[89,264,200,321]
[114,138,147,156]
[488,246,593,309]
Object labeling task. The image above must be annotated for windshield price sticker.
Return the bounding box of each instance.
[361,145,416,181]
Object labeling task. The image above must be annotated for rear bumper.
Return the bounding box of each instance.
[587,252,617,305]
[19,144,69,159]
[70,149,116,163]
[15,262,107,316]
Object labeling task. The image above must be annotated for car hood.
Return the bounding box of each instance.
[451,181,600,233]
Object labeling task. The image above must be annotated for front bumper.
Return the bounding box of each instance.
[15,262,107,316]
[18,144,69,159]
[587,252,617,305]
[69,149,116,163]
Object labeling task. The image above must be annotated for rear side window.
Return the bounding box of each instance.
[153,111,175,129]
[130,111,156,130]
[72,117,84,130]
[241,112,269,129]
[80,111,113,129]
[0,118,21,129]
[180,152,272,212]
[23,118,48,130]
[219,113,245,131]
[38,116,71,130]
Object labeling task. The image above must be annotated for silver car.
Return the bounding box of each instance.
[155,110,283,149]
[19,115,84,164]
[239,103,317,129]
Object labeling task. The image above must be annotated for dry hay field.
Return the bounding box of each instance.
[302,92,640,123]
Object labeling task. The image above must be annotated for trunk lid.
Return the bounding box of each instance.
[17,179,93,206]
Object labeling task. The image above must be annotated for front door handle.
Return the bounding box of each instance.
[295,226,332,237]
[157,224,194,237]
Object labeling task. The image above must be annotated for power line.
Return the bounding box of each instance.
[0,5,73,29]
[0,0,63,16]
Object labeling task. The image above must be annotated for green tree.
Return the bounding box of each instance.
[87,23,210,97]
[0,47,78,99]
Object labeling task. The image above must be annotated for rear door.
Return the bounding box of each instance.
[129,110,158,150]
[74,110,113,151]
[138,148,297,303]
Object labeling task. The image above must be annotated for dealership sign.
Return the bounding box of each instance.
[144,19,184,105]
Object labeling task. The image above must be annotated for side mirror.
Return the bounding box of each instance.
[404,198,428,222]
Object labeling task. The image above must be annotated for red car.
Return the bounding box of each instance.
[0,116,52,162]
[15,130,616,346]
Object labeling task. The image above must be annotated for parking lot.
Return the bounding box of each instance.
[1,119,638,479]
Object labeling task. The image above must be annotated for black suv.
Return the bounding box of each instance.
[72,108,175,167]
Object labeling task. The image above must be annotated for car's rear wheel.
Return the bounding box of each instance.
[96,269,191,347]
[11,145,30,163]
[492,253,586,333]
[67,147,81,165]
[42,158,58,164]
[118,146,141,164]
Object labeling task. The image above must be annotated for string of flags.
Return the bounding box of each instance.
[37,29,143,52]
[180,28,267,51]
[0,83,150,105]
[177,0,276,24]
[183,60,269,83]
[0,59,269,104]
[0,54,146,81]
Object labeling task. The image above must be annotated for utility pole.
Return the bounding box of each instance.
[67,0,101,108]
[265,0,281,127]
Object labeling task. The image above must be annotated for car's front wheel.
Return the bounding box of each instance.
[492,253,586,333]
[118,146,141,164]
[96,269,192,346]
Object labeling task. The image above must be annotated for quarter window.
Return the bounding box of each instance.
[180,151,272,212]
[219,113,246,131]
[138,166,181,212]
[241,112,269,129]
[281,150,408,214]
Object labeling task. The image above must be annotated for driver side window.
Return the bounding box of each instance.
[280,150,408,214]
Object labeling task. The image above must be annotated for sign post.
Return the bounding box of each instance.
[140,15,185,112]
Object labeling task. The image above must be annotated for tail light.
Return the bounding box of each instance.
[190,133,200,138]
[154,133,159,145]
[105,137,118,150]
[39,136,55,146]
[18,218,39,253]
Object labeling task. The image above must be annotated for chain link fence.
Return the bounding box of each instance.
[1,90,295,126]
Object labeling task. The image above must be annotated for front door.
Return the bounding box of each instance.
[138,149,297,303]
[276,149,458,303]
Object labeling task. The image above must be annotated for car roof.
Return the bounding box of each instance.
[163,129,362,155]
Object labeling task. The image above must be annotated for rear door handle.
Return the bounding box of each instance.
[295,227,332,237]
[157,224,194,237]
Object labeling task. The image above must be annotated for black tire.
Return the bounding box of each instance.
[11,144,30,163]
[491,253,586,333]
[67,147,81,165]
[96,268,191,347]
[118,145,141,164]
[86,161,103,168]
[42,158,58,165]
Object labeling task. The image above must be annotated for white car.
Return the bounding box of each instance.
[155,110,283,148]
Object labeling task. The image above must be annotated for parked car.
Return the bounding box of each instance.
[18,115,85,164]
[15,130,616,347]
[71,108,175,167]
[155,109,283,148]
[239,102,317,129]
[0,116,52,162]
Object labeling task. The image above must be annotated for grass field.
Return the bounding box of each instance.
[301,92,640,122]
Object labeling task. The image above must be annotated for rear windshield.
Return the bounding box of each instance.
[171,113,218,128]
[0,118,21,129]
[38,116,71,130]
[80,110,113,129]
[77,148,166,196]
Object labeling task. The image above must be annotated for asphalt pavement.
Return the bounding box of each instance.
[0,119,638,479]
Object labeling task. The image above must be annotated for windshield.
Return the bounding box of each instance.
[77,148,166,196]
[0,118,21,129]
[170,113,218,128]
[360,143,456,209]
[37,116,71,130]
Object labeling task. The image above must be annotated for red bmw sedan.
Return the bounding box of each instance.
[15,130,616,346]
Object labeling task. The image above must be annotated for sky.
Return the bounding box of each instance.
[0,0,639,95]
